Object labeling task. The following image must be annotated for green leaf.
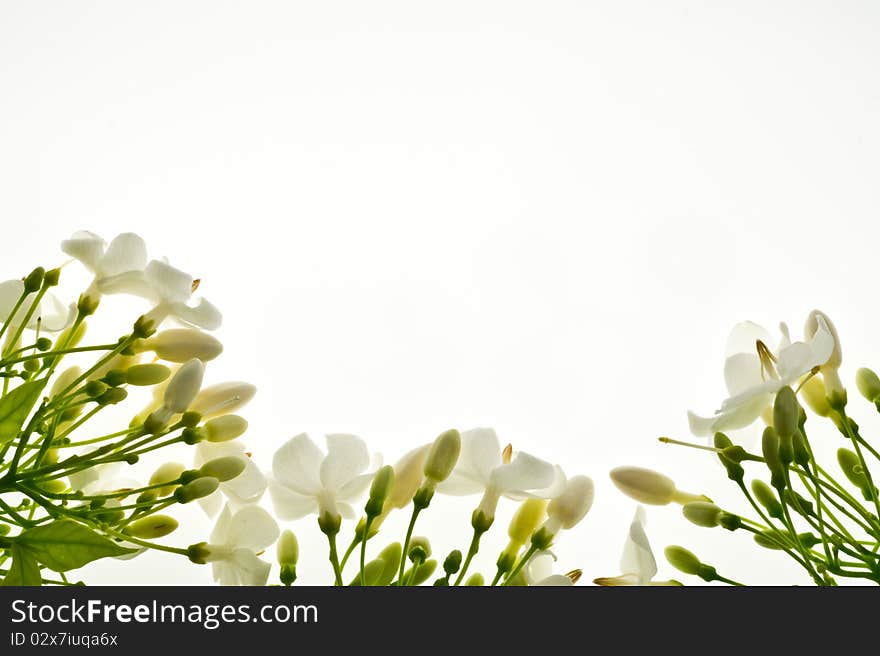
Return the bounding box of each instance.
[0,379,47,445]
[2,544,42,586]
[16,520,135,572]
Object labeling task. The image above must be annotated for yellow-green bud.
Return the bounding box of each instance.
[682,501,723,528]
[508,498,548,546]
[96,387,128,406]
[349,559,386,586]
[751,479,783,519]
[38,479,68,494]
[35,337,52,351]
[465,573,485,586]
[366,465,395,517]
[424,429,461,483]
[125,363,172,386]
[204,415,248,442]
[277,530,299,568]
[837,448,876,499]
[84,380,108,398]
[856,368,880,404]
[150,462,186,496]
[125,515,179,539]
[761,426,786,490]
[50,366,82,399]
[197,456,247,482]
[140,328,224,363]
[773,387,800,439]
[377,543,403,585]
[664,546,706,577]
[174,477,219,503]
[443,550,462,576]
[24,267,45,293]
[799,375,832,417]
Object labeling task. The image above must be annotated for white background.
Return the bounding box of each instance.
[2,1,879,585]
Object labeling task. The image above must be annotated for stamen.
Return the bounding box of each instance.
[566,569,582,584]
[502,443,513,464]
[756,340,779,381]
[795,367,821,393]
[191,278,201,293]
[658,437,722,453]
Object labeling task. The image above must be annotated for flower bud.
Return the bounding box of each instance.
[664,546,703,576]
[384,445,430,513]
[189,382,256,420]
[140,328,224,363]
[751,479,783,519]
[162,359,205,413]
[150,462,186,497]
[125,363,172,387]
[124,515,179,539]
[349,559,386,586]
[96,387,127,406]
[50,366,82,399]
[198,415,245,443]
[277,529,299,569]
[773,387,800,439]
[856,368,880,404]
[761,426,786,490]
[174,476,219,503]
[799,375,832,417]
[377,543,403,586]
[610,466,703,506]
[508,498,548,546]
[423,429,461,483]
[546,475,594,531]
[837,448,876,499]
[84,380,108,398]
[408,536,431,562]
[683,502,723,528]
[465,573,485,586]
[197,456,247,482]
[805,310,843,396]
[365,465,395,517]
[24,267,45,293]
[36,337,52,351]
[443,550,462,576]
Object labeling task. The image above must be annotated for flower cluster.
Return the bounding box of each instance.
[0,233,595,587]
[611,311,880,586]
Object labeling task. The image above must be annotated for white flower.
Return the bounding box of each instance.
[203,504,279,586]
[269,433,380,521]
[594,507,680,586]
[524,551,572,586]
[194,440,267,517]
[0,279,73,333]
[62,231,148,297]
[62,230,221,330]
[436,428,561,521]
[688,317,835,438]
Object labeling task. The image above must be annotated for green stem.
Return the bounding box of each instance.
[502,544,538,586]
[397,505,422,585]
[454,526,485,586]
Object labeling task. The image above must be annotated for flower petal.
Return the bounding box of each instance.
[268,480,319,519]
[723,353,763,396]
[459,427,501,484]
[435,471,485,496]
[320,434,369,491]
[533,575,573,586]
[489,452,557,496]
[724,321,773,357]
[0,280,24,322]
[336,471,375,503]
[171,298,223,330]
[272,433,323,495]
[145,260,193,303]
[100,233,147,276]
[221,504,279,551]
[214,549,271,586]
[97,271,156,299]
[61,231,105,272]
[621,506,657,584]
[210,504,233,544]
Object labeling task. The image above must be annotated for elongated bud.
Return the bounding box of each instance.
[124,363,171,386]
[51,366,82,399]
[277,529,299,566]
[465,573,485,586]
[384,445,430,513]
[508,498,548,546]
[856,368,880,404]
[174,476,219,503]
[150,462,186,496]
[377,543,403,586]
[805,310,843,397]
[773,387,800,439]
[24,267,45,293]
[837,448,876,499]
[713,432,744,482]
[163,359,205,413]
[366,465,395,517]
[350,559,386,586]
[683,502,723,528]
[761,427,786,490]
[139,328,224,363]
[546,475,594,532]
[800,375,832,417]
[664,546,715,581]
[424,429,461,483]
[124,515,179,539]
[203,415,248,443]
[198,456,247,482]
[610,466,704,505]
[751,479,783,519]
[792,430,810,468]
[189,382,256,420]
